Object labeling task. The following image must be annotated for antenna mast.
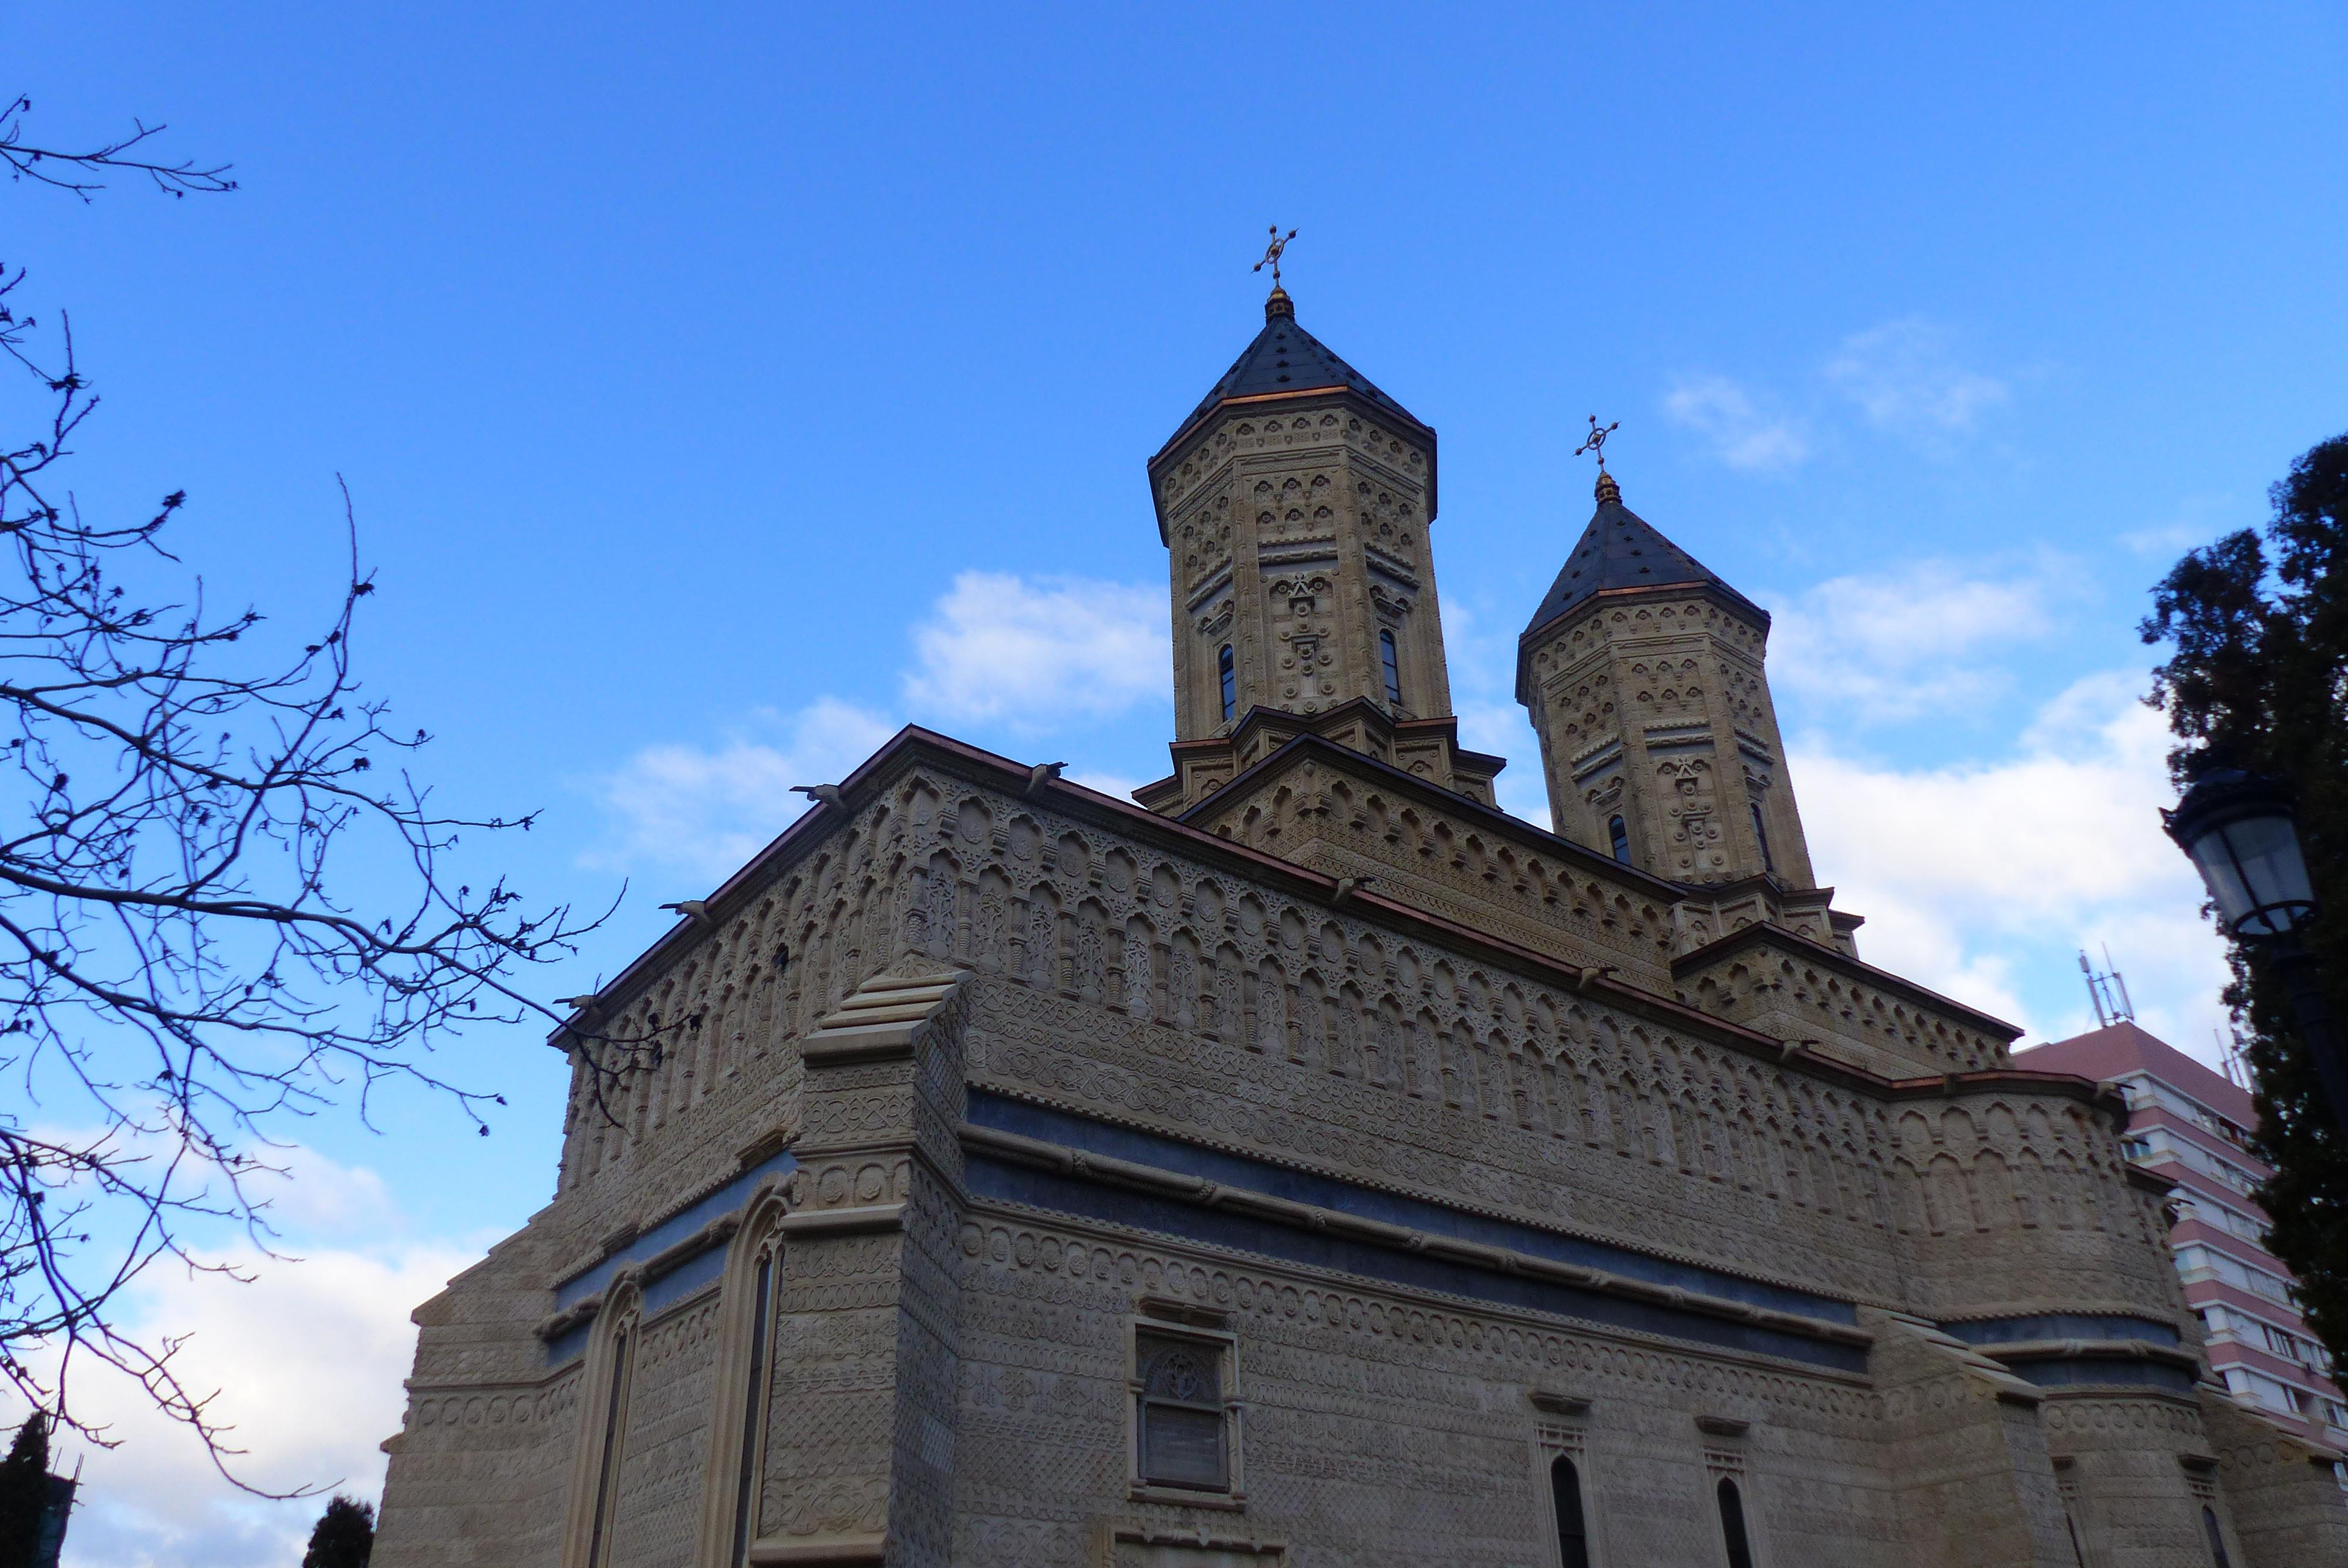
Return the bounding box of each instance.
[2080,948,2136,1028]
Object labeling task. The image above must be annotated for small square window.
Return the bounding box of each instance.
[1133,1326,1237,1496]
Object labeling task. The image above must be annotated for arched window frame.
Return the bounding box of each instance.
[1715,1474,1756,1568]
[1749,800,1775,875]
[694,1185,791,1567]
[2200,1502,2235,1568]
[561,1275,643,1568]
[1547,1449,1594,1568]
[1126,1308,1244,1504]
[1378,627,1404,707]
[1217,644,1237,721]
[1608,815,1631,866]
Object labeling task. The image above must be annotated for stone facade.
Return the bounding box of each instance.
[373,296,2348,1567]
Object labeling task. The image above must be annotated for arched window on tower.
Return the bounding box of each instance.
[1218,644,1236,721]
[2202,1505,2234,1568]
[1549,1455,1591,1568]
[1379,628,1404,707]
[1608,815,1631,866]
[1716,1477,1756,1568]
[1750,801,1775,874]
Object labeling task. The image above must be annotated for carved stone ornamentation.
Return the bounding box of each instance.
[372,298,2345,1568]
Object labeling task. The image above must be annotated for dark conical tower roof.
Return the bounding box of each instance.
[1149,289,1439,540]
[1516,474,1769,701]
[1174,289,1428,438]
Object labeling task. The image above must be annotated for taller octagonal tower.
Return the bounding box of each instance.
[1135,287,1503,813]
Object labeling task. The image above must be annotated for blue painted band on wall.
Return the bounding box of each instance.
[966,1153,1870,1374]
[1943,1313,2180,1347]
[554,1145,798,1310]
[966,1088,1856,1326]
[2005,1357,2199,1394]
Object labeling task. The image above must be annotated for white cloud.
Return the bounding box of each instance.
[7,1145,473,1568]
[586,572,1172,877]
[1065,768,1148,802]
[1824,319,2008,437]
[1766,559,2060,721]
[1792,670,2232,1055]
[903,572,1167,729]
[242,1144,398,1235]
[45,1239,471,1568]
[588,697,898,880]
[1662,375,1811,472]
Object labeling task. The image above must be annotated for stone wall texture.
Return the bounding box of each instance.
[372,752,2348,1567]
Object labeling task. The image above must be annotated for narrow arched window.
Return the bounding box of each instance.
[2202,1505,2233,1568]
[1549,1455,1591,1568]
[1379,628,1404,706]
[1218,644,1236,720]
[728,1249,779,1565]
[1749,801,1775,874]
[1608,815,1631,865]
[585,1323,635,1568]
[1716,1476,1755,1568]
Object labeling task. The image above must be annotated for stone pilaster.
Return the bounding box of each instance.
[751,965,968,1567]
[1862,1311,2078,1567]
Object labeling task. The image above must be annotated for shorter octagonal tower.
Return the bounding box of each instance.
[1136,287,1503,813]
[1517,469,1816,887]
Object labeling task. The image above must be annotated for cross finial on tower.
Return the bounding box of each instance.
[1254,227,1300,317]
[1574,414,1622,501]
[1253,225,1298,290]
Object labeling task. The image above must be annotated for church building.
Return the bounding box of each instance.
[372,280,2348,1567]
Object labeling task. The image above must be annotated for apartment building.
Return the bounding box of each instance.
[2019,1020,2348,1444]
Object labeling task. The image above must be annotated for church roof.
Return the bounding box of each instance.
[1164,291,1429,452]
[1520,477,1769,647]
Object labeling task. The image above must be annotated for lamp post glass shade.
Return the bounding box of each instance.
[2165,770,2317,939]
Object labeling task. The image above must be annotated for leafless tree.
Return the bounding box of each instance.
[0,99,660,1484]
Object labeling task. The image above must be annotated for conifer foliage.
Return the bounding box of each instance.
[2143,431,2348,1370]
[0,1413,50,1568]
[300,1495,375,1568]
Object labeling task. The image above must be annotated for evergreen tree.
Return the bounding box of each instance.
[2143,431,2348,1370]
[300,1495,375,1568]
[0,1413,50,1568]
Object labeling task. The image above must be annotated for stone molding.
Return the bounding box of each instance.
[960,1118,1876,1356]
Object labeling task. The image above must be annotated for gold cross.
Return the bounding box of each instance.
[1253,225,1298,289]
[1574,414,1621,473]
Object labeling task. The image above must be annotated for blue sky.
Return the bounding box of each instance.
[14,4,2347,1560]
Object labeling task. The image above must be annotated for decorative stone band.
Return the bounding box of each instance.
[776,1201,906,1238]
[960,1118,1875,1374]
[967,1088,1856,1324]
[1111,1526,1288,1559]
[745,1533,886,1566]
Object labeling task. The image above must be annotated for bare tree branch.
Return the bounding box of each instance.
[0,97,672,1494]
[0,96,236,200]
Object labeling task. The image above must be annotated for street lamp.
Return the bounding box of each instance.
[2164,768,2346,1128]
